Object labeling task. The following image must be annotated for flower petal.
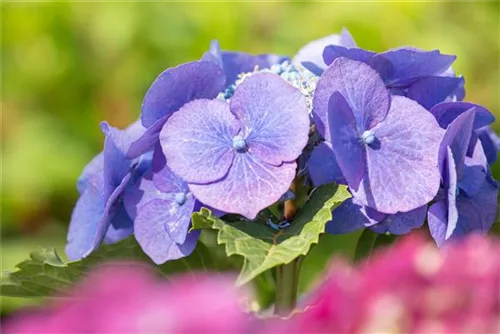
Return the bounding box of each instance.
[407,76,465,110]
[430,102,494,130]
[161,99,239,184]
[313,58,390,140]
[327,199,374,234]
[293,27,357,71]
[230,73,309,165]
[327,92,366,191]
[427,200,448,247]
[134,199,199,264]
[370,205,427,235]
[439,109,476,180]
[77,153,103,194]
[323,45,374,67]
[307,142,344,187]
[352,96,443,214]
[104,204,134,244]
[189,154,296,219]
[141,61,226,128]
[371,48,456,87]
[476,126,500,164]
[445,147,458,239]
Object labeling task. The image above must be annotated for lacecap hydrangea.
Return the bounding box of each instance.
[67,28,499,263]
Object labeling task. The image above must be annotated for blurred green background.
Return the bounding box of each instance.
[1,1,499,312]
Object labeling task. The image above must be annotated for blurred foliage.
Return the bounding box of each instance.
[1,0,499,313]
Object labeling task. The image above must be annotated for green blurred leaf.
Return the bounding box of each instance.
[192,183,351,285]
[354,229,379,262]
[1,236,235,298]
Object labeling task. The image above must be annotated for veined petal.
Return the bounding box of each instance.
[327,92,366,191]
[161,99,239,184]
[230,73,309,165]
[352,96,443,214]
[134,199,199,264]
[313,58,390,140]
[188,154,296,219]
[141,61,226,128]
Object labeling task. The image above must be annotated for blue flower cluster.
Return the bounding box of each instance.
[67,28,499,264]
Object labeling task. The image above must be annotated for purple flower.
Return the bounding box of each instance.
[202,40,288,87]
[477,125,500,164]
[311,57,443,214]
[123,144,200,264]
[127,60,227,158]
[427,109,498,247]
[66,121,151,260]
[161,73,310,219]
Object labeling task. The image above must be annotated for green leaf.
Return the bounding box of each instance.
[1,236,235,298]
[191,183,351,285]
[353,228,378,262]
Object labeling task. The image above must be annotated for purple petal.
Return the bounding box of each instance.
[430,102,494,130]
[327,199,374,234]
[293,28,357,70]
[322,45,375,67]
[439,109,476,179]
[134,199,199,264]
[445,147,458,239]
[104,204,134,244]
[230,73,309,165]
[370,48,456,87]
[352,96,443,214]
[459,166,486,197]
[127,116,167,159]
[66,172,132,260]
[151,143,187,194]
[369,205,427,235]
[455,181,498,235]
[123,171,159,220]
[189,154,296,219]
[477,126,500,164]
[427,200,448,247]
[161,99,239,184]
[307,142,344,187]
[407,76,465,110]
[141,61,226,128]
[327,92,366,191]
[313,58,390,140]
[77,153,103,194]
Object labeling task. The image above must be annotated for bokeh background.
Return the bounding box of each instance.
[2,1,499,314]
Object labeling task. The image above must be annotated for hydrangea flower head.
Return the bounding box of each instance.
[312,57,443,214]
[161,73,310,218]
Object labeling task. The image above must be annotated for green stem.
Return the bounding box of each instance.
[274,257,302,316]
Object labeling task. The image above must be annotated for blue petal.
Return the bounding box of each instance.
[370,48,456,87]
[104,203,134,244]
[407,76,465,110]
[477,126,500,164]
[141,61,226,128]
[323,45,374,67]
[445,147,459,239]
[438,109,476,180]
[327,199,374,234]
[430,102,494,130]
[369,205,427,235]
[307,142,345,187]
[427,200,448,247]
[327,92,366,191]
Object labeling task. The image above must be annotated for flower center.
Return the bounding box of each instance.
[232,135,248,153]
[362,130,376,145]
[174,192,187,206]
